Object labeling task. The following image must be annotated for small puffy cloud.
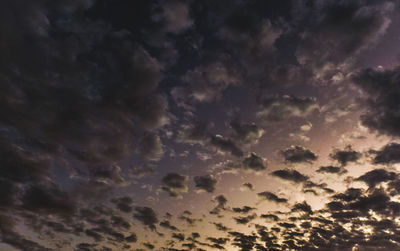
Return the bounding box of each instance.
[240,183,254,192]
[242,152,267,171]
[257,95,319,121]
[281,145,317,164]
[291,201,313,215]
[371,142,400,164]
[353,67,400,137]
[271,169,309,183]
[330,146,361,166]
[355,169,397,188]
[210,135,243,157]
[161,0,193,33]
[257,191,288,203]
[194,175,217,193]
[161,172,188,198]
[317,166,346,174]
[139,132,165,162]
[133,207,158,231]
[230,120,264,145]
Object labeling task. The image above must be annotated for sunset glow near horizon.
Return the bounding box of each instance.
[1,1,400,250]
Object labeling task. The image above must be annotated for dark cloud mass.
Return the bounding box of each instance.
[194,175,217,193]
[281,145,317,163]
[1,0,400,250]
[330,146,361,166]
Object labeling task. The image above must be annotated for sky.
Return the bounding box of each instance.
[1,0,400,250]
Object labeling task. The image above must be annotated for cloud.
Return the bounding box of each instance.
[180,62,241,103]
[355,169,397,188]
[330,146,361,166]
[210,134,244,157]
[240,182,254,191]
[280,145,317,163]
[353,67,400,137]
[111,196,134,213]
[133,207,159,231]
[371,142,400,164]
[291,201,313,214]
[271,169,309,183]
[257,191,288,203]
[232,206,256,214]
[21,184,75,216]
[176,120,210,145]
[295,0,392,68]
[317,165,346,174]
[161,172,188,198]
[257,95,319,121]
[241,152,267,171]
[230,120,264,145]
[194,175,218,193]
[161,0,193,33]
[139,132,165,162]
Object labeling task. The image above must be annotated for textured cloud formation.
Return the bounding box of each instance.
[353,67,400,137]
[194,175,218,193]
[257,95,319,121]
[280,145,317,163]
[1,0,400,250]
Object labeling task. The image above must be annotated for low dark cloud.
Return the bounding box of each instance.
[355,169,397,188]
[280,145,317,163]
[242,152,267,171]
[271,169,309,183]
[230,120,264,145]
[257,191,288,203]
[194,175,217,193]
[353,67,400,137]
[133,207,158,231]
[372,142,400,164]
[232,206,256,214]
[291,201,313,214]
[330,146,361,166]
[210,134,244,157]
[258,95,319,121]
[317,165,344,174]
[161,172,187,198]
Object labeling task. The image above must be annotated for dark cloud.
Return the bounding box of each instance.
[111,196,134,213]
[295,0,392,68]
[161,172,188,197]
[257,191,288,203]
[271,169,309,183]
[194,175,217,193]
[291,201,313,215]
[258,95,319,121]
[233,213,257,225]
[161,0,193,34]
[162,172,187,189]
[230,120,264,145]
[21,184,75,216]
[330,146,361,166]
[232,206,256,214]
[139,132,165,162]
[280,145,317,163]
[210,134,244,157]
[355,169,397,188]
[210,195,228,215]
[133,207,158,231]
[353,67,400,137]
[316,165,345,174]
[372,142,400,164]
[242,152,267,171]
[240,182,254,191]
[159,220,178,231]
[176,120,210,145]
